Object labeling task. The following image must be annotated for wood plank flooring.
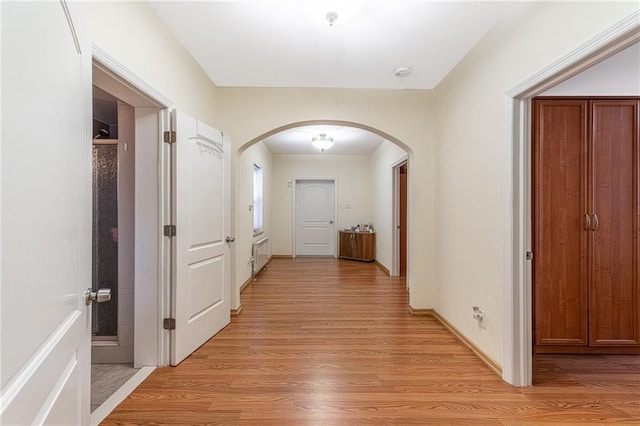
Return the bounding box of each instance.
[101,258,640,425]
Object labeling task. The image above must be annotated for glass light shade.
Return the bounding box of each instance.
[311,139,335,151]
[311,133,335,152]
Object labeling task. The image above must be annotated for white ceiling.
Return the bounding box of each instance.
[149,0,514,90]
[150,1,514,154]
[262,125,384,155]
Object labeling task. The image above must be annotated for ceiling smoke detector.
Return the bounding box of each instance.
[394,67,412,78]
[326,11,338,26]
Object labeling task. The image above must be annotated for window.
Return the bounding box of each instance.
[253,164,263,235]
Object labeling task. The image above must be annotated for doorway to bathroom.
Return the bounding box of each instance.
[89,54,172,421]
[91,85,138,410]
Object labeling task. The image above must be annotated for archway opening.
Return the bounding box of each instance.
[233,120,414,308]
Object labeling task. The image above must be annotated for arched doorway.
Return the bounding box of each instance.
[232,120,413,308]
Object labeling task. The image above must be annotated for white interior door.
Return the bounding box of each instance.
[1,2,91,424]
[171,111,231,365]
[295,180,336,256]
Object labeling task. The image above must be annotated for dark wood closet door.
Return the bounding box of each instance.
[589,100,640,346]
[533,100,589,348]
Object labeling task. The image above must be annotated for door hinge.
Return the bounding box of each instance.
[163,130,176,144]
[163,225,176,237]
[526,251,533,260]
[163,318,176,330]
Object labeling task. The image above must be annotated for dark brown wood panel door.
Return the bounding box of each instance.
[590,100,640,346]
[533,99,589,347]
[399,163,407,276]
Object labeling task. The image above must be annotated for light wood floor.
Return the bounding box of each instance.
[102,258,640,425]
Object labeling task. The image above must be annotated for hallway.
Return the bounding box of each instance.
[101,258,640,424]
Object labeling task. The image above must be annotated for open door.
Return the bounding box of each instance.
[1,2,92,423]
[170,111,231,365]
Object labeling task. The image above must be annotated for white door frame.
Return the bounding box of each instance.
[292,177,338,257]
[503,11,640,386]
[92,45,174,368]
[391,157,408,277]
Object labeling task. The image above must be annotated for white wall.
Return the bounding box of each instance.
[433,2,639,365]
[542,42,640,96]
[271,154,372,255]
[236,142,272,292]
[370,141,408,272]
[218,88,434,307]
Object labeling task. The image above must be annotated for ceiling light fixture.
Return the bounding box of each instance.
[298,0,364,27]
[311,133,335,152]
[326,11,338,26]
[394,67,412,78]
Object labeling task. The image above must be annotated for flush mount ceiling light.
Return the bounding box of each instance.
[394,67,412,78]
[311,133,335,152]
[326,11,338,26]
[299,0,364,27]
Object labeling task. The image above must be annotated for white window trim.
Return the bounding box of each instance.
[253,163,263,235]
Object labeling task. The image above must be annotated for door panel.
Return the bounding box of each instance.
[533,100,589,347]
[590,100,640,346]
[399,164,407,276]
[171,111,230,365]
[295,180,336,256]
[1,1,90,423]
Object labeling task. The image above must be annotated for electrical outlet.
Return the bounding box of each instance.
[472,306,486,329]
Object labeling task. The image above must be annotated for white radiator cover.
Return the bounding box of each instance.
[252,237,269,279]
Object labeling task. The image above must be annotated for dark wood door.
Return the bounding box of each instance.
[399,163,407,276]
[533,99,589,348]
[589,100,640,346]
[534,98,640,354]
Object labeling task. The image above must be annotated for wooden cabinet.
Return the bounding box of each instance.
[533,98,640,354]
[339,231,375,262]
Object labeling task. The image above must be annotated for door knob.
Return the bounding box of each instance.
[329,220,334,224]
[86,288,111,305]
[226,236,235,243]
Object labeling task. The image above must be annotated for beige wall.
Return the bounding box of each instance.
[542,41,640,96]
[72,0,640,374]
[218,88,435,307]
[433,2,639,365]
[76,1,219,125]
[271,154,373,255]
[236,142,273,295]
[370,141,408,272]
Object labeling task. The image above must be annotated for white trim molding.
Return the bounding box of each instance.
[92,44,174,109]
[503,10,640,386]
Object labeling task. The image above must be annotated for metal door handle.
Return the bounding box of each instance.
[226,236,235,243]
[583,214,591,231]
[86,288,111,305]
[329,220,334,224]
[592,214,599,231]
